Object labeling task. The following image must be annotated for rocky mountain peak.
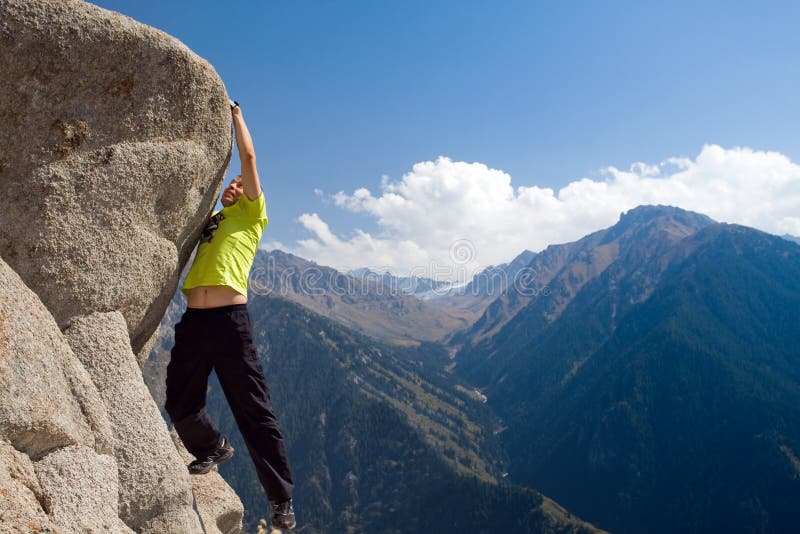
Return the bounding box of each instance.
[454,205,717,344]
[619,204,713,225]
[602,204,715,244]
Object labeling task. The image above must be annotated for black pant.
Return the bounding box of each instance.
[165,304,294,503]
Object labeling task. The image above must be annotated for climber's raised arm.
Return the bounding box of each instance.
[231,104,262,201]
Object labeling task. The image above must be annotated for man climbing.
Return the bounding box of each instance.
[165,101,296,530]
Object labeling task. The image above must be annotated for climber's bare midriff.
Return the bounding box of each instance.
[187,285,247,309]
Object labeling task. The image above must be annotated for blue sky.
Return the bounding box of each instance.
[94,0,800,277]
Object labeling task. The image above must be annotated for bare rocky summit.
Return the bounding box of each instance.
[0,0,243,532]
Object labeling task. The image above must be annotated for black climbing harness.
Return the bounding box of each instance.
[199,211,225,244]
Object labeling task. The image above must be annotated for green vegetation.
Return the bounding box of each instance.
[196,295,595,533]
[145,207,800,533]
[457,223,800,533]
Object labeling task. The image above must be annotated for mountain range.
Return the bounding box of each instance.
[454,206,800,533]
[247,249,472,346]
[147,204,800,533]
[146,285,601,533]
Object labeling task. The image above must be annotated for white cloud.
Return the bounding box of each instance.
[261,239,288,251]
[279,145,800,281]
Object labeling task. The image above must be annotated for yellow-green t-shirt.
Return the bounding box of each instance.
[182,192,268,298]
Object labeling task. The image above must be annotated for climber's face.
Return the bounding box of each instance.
[221,176,244,207]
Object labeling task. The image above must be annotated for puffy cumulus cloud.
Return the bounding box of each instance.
[280,145,800,281]
[289,213,431,275]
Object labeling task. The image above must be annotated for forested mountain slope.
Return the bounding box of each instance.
[455,209,800,533]
[146,293,601,533]
[451,206,713,351]
[248,250,471,345]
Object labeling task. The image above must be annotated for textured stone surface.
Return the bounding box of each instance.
[0,0,231,352]
[64,311,204,533]
[33,444,133,533]
[0,1,242,530]
[0,439,54,533]
[0,258,112,459]
[171,428,244,534]
[136,322,161,370]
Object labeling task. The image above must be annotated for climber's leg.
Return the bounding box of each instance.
[165,308,223,458]
[212,305,294,503]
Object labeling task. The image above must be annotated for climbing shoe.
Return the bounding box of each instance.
[187,436,234,475]
[271,499,296,530]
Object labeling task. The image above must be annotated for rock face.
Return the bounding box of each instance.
[0,0,232,352]
[0,439,55,532]
[64,312,204,533]
[0,259,112,461]
[0,258,122,531]
[33,444,133,533]
[0,0,243,532]
[171,429,245,534]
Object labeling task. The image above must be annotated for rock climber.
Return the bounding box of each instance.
[164,101,296,530]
